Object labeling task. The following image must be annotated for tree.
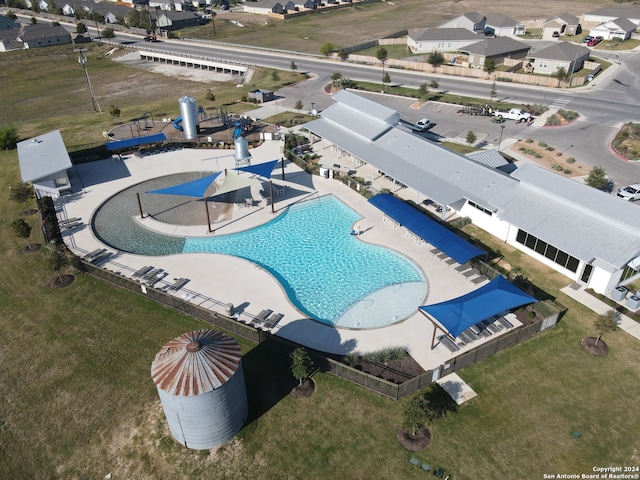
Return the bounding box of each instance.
[401,394,434,436]
[76,22,87,34]
[9,182,33,211]
[6,11,17,20]
[109,105,121,118]
[585,166,607,190]
[271,70,280,82]
[47,246,68,282]
[30,16,37,24]
[0,125,19,150]
[466,130,477,149]
[319,42,335,57]
[330,71,343,89]
[483,57,496,74]
[290,61,297,72]
[551,66,570,87]
[11,218,32,248]
[382,72,391,87]
[101,27,115,38]
[429,79,439,91]
[376,46,388,92]
[418,83,428,99]
[337,49,348,61]
[490,77,497,102]
[295,99,303,112]
[427,51,445,72]
[290,347,314,386]
[205,88,216,103]
[210,11,216,35]
[593,310,618,345]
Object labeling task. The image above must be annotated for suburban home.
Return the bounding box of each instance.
[24,0,53,11]
[93,3,132,23]
[457,37,530,68]
[148,0,174,11]
[582,6,640,26]
[303,90,640,296]
[438,11,486,34]
[294,0,319,10]
[589,17,637,41]
[542,13,581,39]
[0,14,21,30]
[484,13,526,37]
[525,41,589,76]
[156,11,204,31]
[0,28,22,51]
[18,130,73,199]
[18,23,72,49]
[243,0,286,15]
[407,28,479,54]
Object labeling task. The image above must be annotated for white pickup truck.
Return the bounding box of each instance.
[492,108,532,123]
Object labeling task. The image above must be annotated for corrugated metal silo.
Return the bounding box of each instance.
[178,95,200,140]
[151,329,248,450]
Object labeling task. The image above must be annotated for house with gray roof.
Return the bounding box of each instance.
[583,6,640,26]
[526,41,590,76]
[243,0,286,15]
[438,12,486,33]
[484,13,526,37]
[458,37,530,68]
[0,28,22,52]
[0,14,21,30]
[589,17,637,41]
[407,28,479,54]
[542,13,581,39]
[18,23,72,49]
[156,11,204,30]
[18,130,73,198]
[302,90,640,295]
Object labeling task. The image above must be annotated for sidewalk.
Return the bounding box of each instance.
[560,283,640,341]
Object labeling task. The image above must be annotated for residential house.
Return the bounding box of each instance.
[93,3,132,23]
[17,130,73,199]
[156,11,204,31]
[407,28,479,54]
[438,11,486,34]
[525,41,589,76]
[18,23,72,49]
[0,28,22,51]
[294,0,319,10]
[243,0,286,15]
[542,13,581,39]
[148,0,174,10]
[589,17,637,41]
[582,6,640,26]
[484,12,526,37]
[458,37,530,69]
[0,14,21,30]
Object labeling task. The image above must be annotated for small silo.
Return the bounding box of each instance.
[151,329,248,450]
[178,95,200,140]
[233,136,252,166]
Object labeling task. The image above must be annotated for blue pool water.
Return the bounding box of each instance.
[93,183,427,327]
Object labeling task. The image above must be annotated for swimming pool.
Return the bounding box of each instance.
[93,182,427,328]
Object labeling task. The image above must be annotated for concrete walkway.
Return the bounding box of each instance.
[436,372,478,405]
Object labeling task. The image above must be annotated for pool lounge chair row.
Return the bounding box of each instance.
[249,309,284,330]
[454,316,514,348]
[83,248,112,264]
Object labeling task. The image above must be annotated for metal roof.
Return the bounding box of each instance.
[17,130,72,183]
[408,28,480,42]
[465,149,510,169]
[461,37,530,57]
[151,329,242,396]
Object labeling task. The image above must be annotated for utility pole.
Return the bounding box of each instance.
[75,48,99,113]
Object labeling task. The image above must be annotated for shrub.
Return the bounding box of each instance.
[546,146,555,152]
[566,157,575,163]
[558,109,579,121]
[450,216,471,228]
[525,138,534,143]
[551,163,563,171]
[545,114,562,126]
[563,169,572,174]
[538,141,548,147]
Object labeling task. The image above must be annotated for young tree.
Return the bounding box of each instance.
[30,16,37,24]
[337,49,349,61]
[585,166,607,190]
[490,77,497,102]
[429,79,439,91]
[0,126,19,150]
[466,130,477,149]
[376,46,388,92]
[552,66,570,87]
[109,105,121,118]
[11,218,32,248]
[101,27,115,38]
[290,347,314,386]
[47,246,68,283]
[330,71,343,89]
[418,83,429,99]
[483,57,496,74]
[290,61,297,72]
[401,394,433,436]
[6,11,17,19]
[295,99,303,112]
[382,72,391,87]
[427,51,445,72]
[594,310,618,345]
[76,22,87,34]
[319,42,335,57]
[205,88,216,103]
[271,70,280,81]
[9,182,34,211]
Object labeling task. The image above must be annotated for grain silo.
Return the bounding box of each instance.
[151,329,248,450]
[178,95,200,140]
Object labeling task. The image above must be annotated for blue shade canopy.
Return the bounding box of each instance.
[234,159,279,179]
[146,173,221,198]
[420,276,536,338]
[368,193,484,264]
[106,133,167,151]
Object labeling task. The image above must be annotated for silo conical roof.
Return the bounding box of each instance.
[151,329,241,396]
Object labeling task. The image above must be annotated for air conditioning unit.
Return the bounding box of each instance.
[611,286,628,301]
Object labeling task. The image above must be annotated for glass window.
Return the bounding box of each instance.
[544,245,558,262]
[535,239,547,255]
[516,229,527,244]
[566,256,579,273]
[525,234,536,250]
[556,251,569,267]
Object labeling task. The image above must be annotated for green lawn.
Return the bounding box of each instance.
[2,31,640,480]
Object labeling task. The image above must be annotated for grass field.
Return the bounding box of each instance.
[2,17,640,478]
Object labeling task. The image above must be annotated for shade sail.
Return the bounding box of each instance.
[369,193,484,264]
[420,276,536,338]
[146,173,221,198]
[106,133,167,151]
[211,172,261,197]
[234,159,279,179]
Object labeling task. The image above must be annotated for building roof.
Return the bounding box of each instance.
[0,14,21,30]
[18,130,72,183]
[465,149,510,169]
[19,23,71,41]
[584,6,640,20]
[438,11,486,28]
[408,27,479,43]
[484,12,522,28]
[303,90,640,270]
[529,41,590,61]
[460,37,530,57]
[545,12,580,25]
[595,17,637,32]
[151,329,242,396]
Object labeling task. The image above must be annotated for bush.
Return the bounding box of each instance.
[546,146,555,152]
[538,141,548,148]
[0,126,19,150]
[545,114,562,126]
[450,216,471,228]
[525,138,534,143]
[551,163,563,171]
[558,109,579,121]
[566,157,575,164]
[563,169,572,174]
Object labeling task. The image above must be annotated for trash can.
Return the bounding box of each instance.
[612,286,628,301]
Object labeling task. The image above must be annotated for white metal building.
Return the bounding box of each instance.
[17,130,72,198]
[303,90,640,295]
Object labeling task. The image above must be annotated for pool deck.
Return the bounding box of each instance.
[58,139,520,372]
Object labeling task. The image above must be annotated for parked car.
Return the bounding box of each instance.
[415,118,432,131]
[552,31,560,38]
[616,183,640,201]
[583,36,593,43]
[587,38,602,47]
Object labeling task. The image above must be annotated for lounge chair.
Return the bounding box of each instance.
[140,268,162,283]
[251,309,273,327]
[409,457,419,466]
[264,313,283,329]
[470,274,489,284]
[439,335,459,353]
[132,266,153,278]
[496,316,514,329]
[83,248,105,261]
[168,278,189,291]
[90,250,112,264]
[420,462,431,472]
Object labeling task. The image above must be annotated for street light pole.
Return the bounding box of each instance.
[75,48,99,113]
[498,125,505,152]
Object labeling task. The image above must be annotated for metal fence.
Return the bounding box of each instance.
[79,259,566,400]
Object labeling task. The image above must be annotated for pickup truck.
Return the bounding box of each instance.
[492,108,532,123]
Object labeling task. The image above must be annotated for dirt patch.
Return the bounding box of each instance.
[21,244,42,254]
[510,140,590,177]
[289,378,316,398]
[48,274,75,289]
[581,336,609,356]
[396,428,431,452]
